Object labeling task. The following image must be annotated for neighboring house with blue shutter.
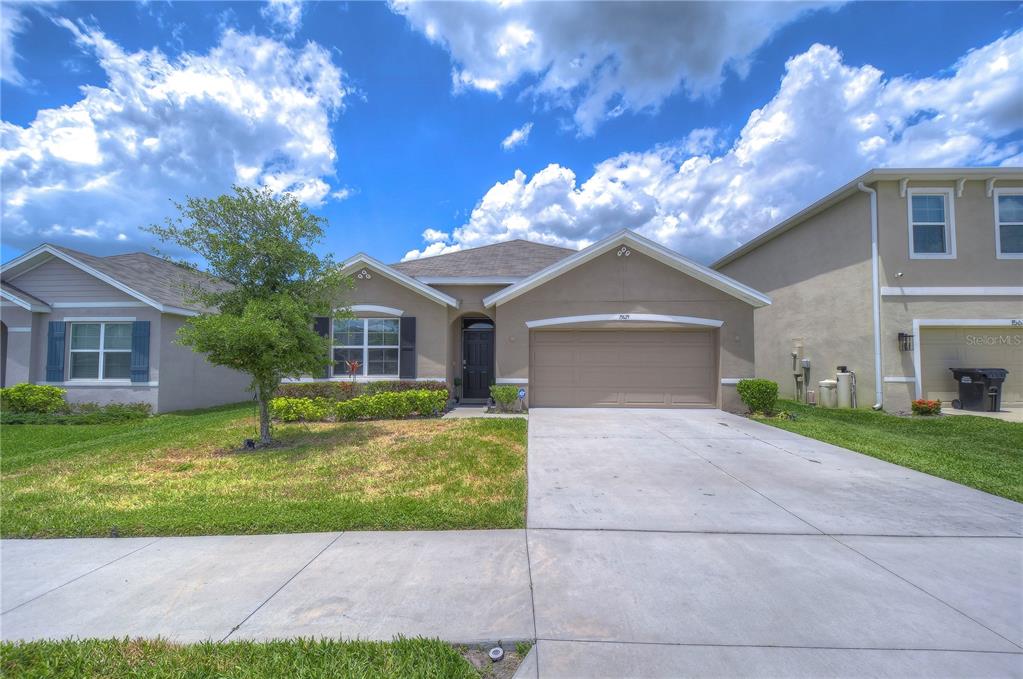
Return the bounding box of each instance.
[1,244,251,412]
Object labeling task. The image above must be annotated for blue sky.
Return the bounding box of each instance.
[2,1,1022,265]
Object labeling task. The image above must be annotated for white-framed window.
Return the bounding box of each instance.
[69,321,132,380]
[907,188,956,259]
[331,317,400,377]
[994,188,1023,259]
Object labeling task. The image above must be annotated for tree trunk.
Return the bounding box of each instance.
[258,385,272,445]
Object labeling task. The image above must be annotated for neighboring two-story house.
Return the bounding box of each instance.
[714,168,1023,413]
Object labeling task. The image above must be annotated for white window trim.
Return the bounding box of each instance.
[907,187,957,259]
[331,317,400,378]
[68,321,133,382]
[993,187,1023,260]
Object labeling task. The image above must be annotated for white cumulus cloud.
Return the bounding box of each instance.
[404,33,1023,264]
[501,122,533,151]
[1,20,348,251]
[390,0,830,135]
[261,0,304,38]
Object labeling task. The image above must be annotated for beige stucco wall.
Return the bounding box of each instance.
[877,179,1023,287]
[20,305,165,411]
[719,191,876,405]
[341,273,449,379]
[492,248,755,410]
[880,296,1023,412]
[157,315,253,412]
[433,284,504,385]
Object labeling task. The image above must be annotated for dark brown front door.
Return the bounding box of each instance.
[462,325,494,400]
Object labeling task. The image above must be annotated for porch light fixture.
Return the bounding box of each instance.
[898,332,914,352]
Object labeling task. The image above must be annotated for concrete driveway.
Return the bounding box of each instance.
[525,408,1023,677]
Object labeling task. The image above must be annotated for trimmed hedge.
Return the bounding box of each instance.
[274,381,360,401]
[274,380,448,401]
[0,384,152,424]
[363,380,449,396]
[736,378,779,415]
[0,384,67,414]
[1,402,152,425]
[270,389,448,423]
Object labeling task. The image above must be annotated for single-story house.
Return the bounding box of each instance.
[320,229,770,411]
[1,244,251,412]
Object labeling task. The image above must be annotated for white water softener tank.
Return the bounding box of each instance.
[836,371,854,408]
[818,379,838,408]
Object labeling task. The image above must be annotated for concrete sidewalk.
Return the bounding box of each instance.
[1,530,534,644]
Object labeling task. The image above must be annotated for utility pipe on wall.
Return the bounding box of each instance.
[857,182,884,410]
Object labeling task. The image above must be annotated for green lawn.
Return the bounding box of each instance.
[0,403,527,537]
[755,400,1023,502]
[0,638,485,679]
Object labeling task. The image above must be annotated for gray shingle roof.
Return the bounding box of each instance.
[51,245,231,313]
[0,281,49,308]
[390,239,576,278]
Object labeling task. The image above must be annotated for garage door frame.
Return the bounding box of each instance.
[913,318,1022,403]
[528,326,721,409]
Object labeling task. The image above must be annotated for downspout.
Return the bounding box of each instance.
[857,182,884,410]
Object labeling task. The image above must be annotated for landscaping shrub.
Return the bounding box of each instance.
[0,384,67,414]
[270,390,448,422]
[490,385,522,412]
[335,390,448,421]
[911,399,942,416]
[0,401,151,425]
[274,381,360,401]
[268,397,333,422]
[736,378,779,415]
[274,380,449,401]
[363,380,449,396]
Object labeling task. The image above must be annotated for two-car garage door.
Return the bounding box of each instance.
[530,329,717,408]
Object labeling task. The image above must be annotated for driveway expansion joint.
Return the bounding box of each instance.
[220,531,344,642]
[0,537,162,617]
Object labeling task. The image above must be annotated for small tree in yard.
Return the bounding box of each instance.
[148,186,349,445]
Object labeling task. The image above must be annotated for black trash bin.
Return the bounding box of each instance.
[949,368,1010,412]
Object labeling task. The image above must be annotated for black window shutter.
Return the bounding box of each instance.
[130,321,151,383]
[399,317,416,379]
[314,316,331,378]
[45,321,66,382]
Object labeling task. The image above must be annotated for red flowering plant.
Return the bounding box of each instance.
[911,399,942,416]
[345,359,362,382]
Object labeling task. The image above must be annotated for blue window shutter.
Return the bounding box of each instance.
[130,321,150,383]
[45,321,66,382]
[399,317,416,379]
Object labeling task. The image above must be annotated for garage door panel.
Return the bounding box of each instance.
[921,327,1022,406]
[530,329,717,408]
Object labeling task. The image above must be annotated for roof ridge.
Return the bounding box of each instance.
[391,237,575,266]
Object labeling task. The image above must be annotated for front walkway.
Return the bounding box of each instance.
[2,408,1021,678]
